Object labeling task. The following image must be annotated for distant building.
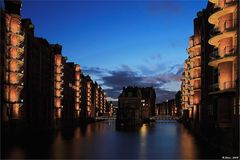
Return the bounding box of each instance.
[80,75,107,120]
[156,102,168,116]
[140,87,156,120]
[175,91,182,117]
[98,86,103,116]
[106,101,113,117]
[156,99,176,116]
[112,106,118,116]
[117,86,156,128]
[103,92,107,114]
[117,86,143,129]
[167,99,176,116]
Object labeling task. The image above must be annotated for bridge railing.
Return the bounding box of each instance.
[153,116,177,120]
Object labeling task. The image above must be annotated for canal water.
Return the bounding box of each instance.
[2,120,222,159]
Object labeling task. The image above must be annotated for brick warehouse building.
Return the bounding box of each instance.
[0,0,108,128]
[181,0,239,154]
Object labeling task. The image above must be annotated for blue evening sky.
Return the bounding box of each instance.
[21,0,208,101]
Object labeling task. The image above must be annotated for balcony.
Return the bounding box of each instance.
[55,90,62,97]
[208,2,237,26]
[190,63,201,70]
[5,59,24,73]
[75,104,80,110]
[191,54,201,61]
[7,47,24,60]
[55,66,62,74]
[9,33,24,45]
[209,30,236,47]
[75,73,80,80]
[190,74,201,81]
[56,72,64,77]
[75,65,81,72]
[54,82,62,89]
[189,47,200,57]
[4,72,23,84]
[188,35,201,52]
[75,98,80,103]
[209,81,236,94]
[210,19,237,37]
[55,76,63,82]
[55,55,62,66]
[208,47,237,67]
[4,85,23,102]
[193,83,201,91]
[210,0,237,9]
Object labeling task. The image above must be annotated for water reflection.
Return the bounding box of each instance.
[139,124,148,158]
[2,120,221,159]
[179,125,198,159]
[7,147,25,159]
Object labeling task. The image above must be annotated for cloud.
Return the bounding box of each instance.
[81,62,183,103]
[102,70,144,90]
[120,64,132,71]
[155,88,177,103]
[82,66,108,76]
[104,88,122,100]
[138,53,167,75]
[99,65,182,103]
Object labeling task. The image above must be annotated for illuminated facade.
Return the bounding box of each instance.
[140,87,156,119]
[156,99,176,116]
[74,64,81,119]
[181,6,215,127]
[86,77,92,117]
[108,101,113,117]
[187,17,202,124]
[53,45,66,120]
[181,59,191,118]
[1,0,107,127]
[118,86,156,127]
[93,82,99,117]
[80,75,107,119]
[208,0,239,153]
[98,86,103,115]
[1,0,24,122]
[103,92,107,114]
[181,0,239,153]
[208,0,238,128]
